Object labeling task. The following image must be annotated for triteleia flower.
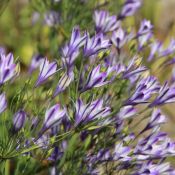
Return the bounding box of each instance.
[117,105,136,119]
[142,109,166,132]
[0,47,5,54]
[149,82,175,107]
[125,76,160,105]
[137,19,153,36]
[138,32,152,50]
[13,110,26,132]
[134,162,172,175]
[83,33,111,57]
[62,27,86,58]
[42,104,66,130]
[75,99,110,126]
[0,93,7,114]
[0,53,17,85]
[159,39,175,57]
[54,71,74,97]
[114,143,131,161]
[123,56,147,79]
[35,58,57,87]
[80,65,109,92]
[93,10,120,33]
[147,40,162,61]
[119,0,142,19]
[29,54,44,74]
[111,27,127,52]
[61,27,86,70]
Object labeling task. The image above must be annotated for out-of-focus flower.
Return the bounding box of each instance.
[137,19,153,36]
[114,143,131,161]
[138,32,152,50]
[44,10,60,26]
[134,162,172,175]
[93,10,120,33]
[119,0,142,19]
[83,33,111,57]
[35,58,57,87]
[149,82,175,107]
[29,54,44,74]
[54,71,74,97]
[75,99,110,126]
[42,104,66,130]
[0,93,7,114]
[0,47,6,54]
[147,40,162,61]
[0,53,17,85]
[111,27,127,52]
[13,110,26,132]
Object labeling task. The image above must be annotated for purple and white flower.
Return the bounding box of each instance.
[93,10,120,33]
[80,65,109,92]
[75,99,110,126]
[149,82,175,107]
[137,19,153,36]
[111,27,127,51]
[42,104,66,130]
[54,71,74,97]
[83,33,111,57]
[29,54,44,74]
[0,53,17,85]
[119,0,142,19]
[35,58,57,87]
[0,93,7,114]
[13,110,26,132]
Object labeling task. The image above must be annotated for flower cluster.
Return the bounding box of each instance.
[1,0,175,174]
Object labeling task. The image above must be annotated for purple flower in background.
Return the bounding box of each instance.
[0,93,7,114]
[149,82,175,107]
[148,40,162,61]
[44,10,60,26]
[119,0,142,19]
[35,58,57,87]
[54,71,74,97]
[83,33,111,57]
[0,53,17,85]
[137,19,153,36]
[80,65,109,92]
[42,104,66,130]
[13,110,26,132]
[29,54,44,74]
[111,27,127,52]
[159,39,175,57]
[75,99,110,126]
[0,47,6,54]
[93,10,120,33]
[138,32,152,50]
